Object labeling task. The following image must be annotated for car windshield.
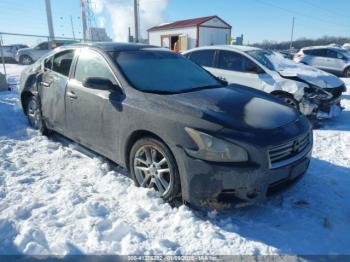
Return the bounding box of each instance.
[111,50,223,94]
[245,50,275,71]
[246,50,306,71]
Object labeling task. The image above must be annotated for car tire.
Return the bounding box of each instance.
[129,137,181,203]
[26,96,50,135]
[19,55,34,65]
[275,93,299,109]
[344,67,350,78]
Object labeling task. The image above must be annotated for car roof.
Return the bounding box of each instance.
[183,45,261,53]
[66,42,160,52]
[302,46,344,51]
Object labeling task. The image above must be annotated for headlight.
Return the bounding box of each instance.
[185,127,248,163]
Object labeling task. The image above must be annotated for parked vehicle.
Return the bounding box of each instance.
[183,45,346,120]
[343,43,350,51]
[0,44,28,63]
[15,40,78,65]
[275,50,293,60]
[19,43,312,209]
[294,46,350,77]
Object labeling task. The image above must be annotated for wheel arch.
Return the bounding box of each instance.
[270,90,295,98]
[20,75,39,115]
[124,130,169,171]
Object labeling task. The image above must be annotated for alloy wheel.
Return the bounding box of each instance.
[21,56,33,65]
[27,99,43,130]
[133,145,172,196]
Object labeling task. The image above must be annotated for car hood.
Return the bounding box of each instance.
[268,53,344,88]
[278,66,344,88]
[151,85,298,131]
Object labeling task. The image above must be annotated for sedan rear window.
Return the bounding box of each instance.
[111,50,222,94]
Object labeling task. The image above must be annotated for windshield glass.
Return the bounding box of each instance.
[246,49,308,71]
[245,50,275,71]
[111,50,223,94]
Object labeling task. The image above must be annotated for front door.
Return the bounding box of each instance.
[40,49,75,132]
[65,49,122,158]
[211,50,264,90]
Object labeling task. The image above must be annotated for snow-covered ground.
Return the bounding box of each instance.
[0,64,349,255]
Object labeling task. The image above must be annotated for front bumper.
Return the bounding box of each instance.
[178,146,312,209]
[300,85,346,120]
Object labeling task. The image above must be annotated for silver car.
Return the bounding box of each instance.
[294,46,350,77]
[15,40,77,65]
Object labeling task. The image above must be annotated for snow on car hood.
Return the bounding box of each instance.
[269,53,344,89]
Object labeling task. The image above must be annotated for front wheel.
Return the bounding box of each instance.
[129,137,181,202]
[19,55,34,65]
[275,93,299,110]
[26,96,49,135]
[344,67,350,78]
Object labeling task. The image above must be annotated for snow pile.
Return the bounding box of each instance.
[0,65,350,255]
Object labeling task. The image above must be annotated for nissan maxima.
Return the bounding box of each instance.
[19,43,313,208]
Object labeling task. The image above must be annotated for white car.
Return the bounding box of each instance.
[294,46,350,77]
[183,45,346,120]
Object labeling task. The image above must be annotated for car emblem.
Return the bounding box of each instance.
[293,140,301,153]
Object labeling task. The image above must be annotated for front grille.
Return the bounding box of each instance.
[268,133,311,169]
[324,85,346,100]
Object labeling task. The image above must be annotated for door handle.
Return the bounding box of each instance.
[41,81,52,87]
[67,91,78,99]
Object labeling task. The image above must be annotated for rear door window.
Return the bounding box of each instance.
[188,50,216,67]
[52,50,75,77]
[44,56,53,70]
[304,49,326,57]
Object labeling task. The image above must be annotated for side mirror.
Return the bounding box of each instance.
[83,77,121,92]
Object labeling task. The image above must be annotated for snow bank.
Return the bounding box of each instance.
[0,65,350,255]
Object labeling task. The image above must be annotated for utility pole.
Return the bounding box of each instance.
[45,0,55,41]
[134,0,139,43]
[289,16,295,52]
[81,0,88,41]
[70,15,76,40]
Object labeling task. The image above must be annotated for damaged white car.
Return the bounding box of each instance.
[183,46,346,120]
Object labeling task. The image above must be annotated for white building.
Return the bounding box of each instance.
[148,16,232,52]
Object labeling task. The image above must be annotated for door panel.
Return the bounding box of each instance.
[65,80,107,151]
[65,49,123,160]
[40,71,67,132]
[40,49,75,132]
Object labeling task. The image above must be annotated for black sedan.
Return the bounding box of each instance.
[19,43,313,208]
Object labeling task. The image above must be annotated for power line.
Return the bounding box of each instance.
[298,0,350,20]
[254,0,350,29]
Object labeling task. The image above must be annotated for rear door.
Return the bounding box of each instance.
[324,49,347,74]
[40,49,75,132]
[65,49,122,157]
[305,49,330,70]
